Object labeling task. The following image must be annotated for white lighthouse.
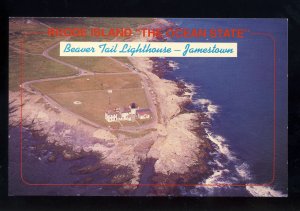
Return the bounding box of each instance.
[129,102,138,115]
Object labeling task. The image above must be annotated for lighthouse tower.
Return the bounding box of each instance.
[129,102,138,115]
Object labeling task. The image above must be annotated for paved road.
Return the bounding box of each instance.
[42,39,94,76]
[108,57,158,130]
[16,29,159,132]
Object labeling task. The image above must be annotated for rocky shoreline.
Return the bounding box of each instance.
[126,19,216,194]
[9,18,215,196]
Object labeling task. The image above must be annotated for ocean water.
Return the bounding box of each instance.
[164,18,288,196]
[9,19,288,197]
[9,127,122,196]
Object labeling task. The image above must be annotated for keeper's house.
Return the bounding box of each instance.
[104,110,119,122]
[105,103,151,122]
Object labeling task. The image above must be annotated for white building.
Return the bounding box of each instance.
[104,103,151,122]
[136,108,151,119]
[119,107,133,121]
[104,110,118,122]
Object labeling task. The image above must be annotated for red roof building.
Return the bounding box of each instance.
[136,108,151,119]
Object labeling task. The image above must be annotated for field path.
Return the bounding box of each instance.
[17,25,159,132]
[107,57,158,130]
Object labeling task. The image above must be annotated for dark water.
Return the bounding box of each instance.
[163,18,288,196]
[9,127,122,196]
[9,19,287,197]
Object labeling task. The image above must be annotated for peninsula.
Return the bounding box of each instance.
[9,17,212,195]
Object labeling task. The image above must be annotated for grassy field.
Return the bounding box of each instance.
[9,17,151,56]
[9,18,45,33]
[48,44,131,73]
[9,34,64,55]
[36,17,154,29]
[30,74,142,94]
[9,18,77,91]
[112,128,157,138]
[9,18,144,91]
[9,17,154,128]
[113,57,132,65]
[9,18,64,54]
[48,88,149,126]
[40,17,152,68]
[9,51,77,91]
[31,74,149,126]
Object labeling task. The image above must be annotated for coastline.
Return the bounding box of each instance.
[9,18,214,195]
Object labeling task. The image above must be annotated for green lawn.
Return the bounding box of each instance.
[9,50,77,91]
[9,18,65,54]
[47,88,149,126]
[30,73,149,126]
[36,17,154,29]
[48,44,131,73]
[30,74,142,94]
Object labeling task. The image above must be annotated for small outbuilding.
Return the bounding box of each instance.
[136,108,152,119]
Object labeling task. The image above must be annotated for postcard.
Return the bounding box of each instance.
[8,18,287,196]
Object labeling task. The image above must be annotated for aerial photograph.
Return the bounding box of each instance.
[8,17,287,197]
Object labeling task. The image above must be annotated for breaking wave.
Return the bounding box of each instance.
[173,75,285,197]
[184,101,287,197]
[245,185,287,197]
[196,128,253,195]
[205,129,236,161]
[177,79,197,100]
[168,60,180,70]
[193,98,219,119]
[235,162,252,180]
[191,98,284,197]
